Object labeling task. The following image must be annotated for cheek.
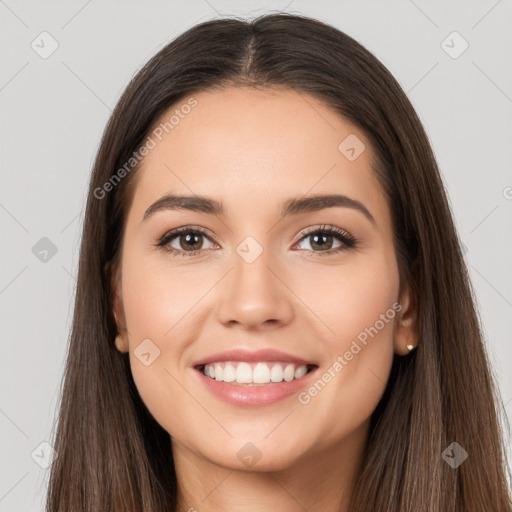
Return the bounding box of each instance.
[121,247,207,342]
[118,248,200,418]
[293,248,399,349]
[292,250,399,419]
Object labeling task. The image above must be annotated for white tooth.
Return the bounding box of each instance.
[253,362,271,383]
[283,363,295,382]
[203,361,308,384]
[294,365,307,379]
[223,363,236,382]
[270,364,284,382]
[236,362,253,383]
[214,363,223,381]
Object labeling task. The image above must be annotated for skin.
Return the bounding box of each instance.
[112,86,418,512]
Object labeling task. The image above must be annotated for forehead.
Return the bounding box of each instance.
[128,86,388,223]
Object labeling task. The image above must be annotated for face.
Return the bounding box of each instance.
[112,86,416,472]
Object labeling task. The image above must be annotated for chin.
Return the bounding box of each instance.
[198,438,307,473]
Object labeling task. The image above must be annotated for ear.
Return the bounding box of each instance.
[394,273,419,356]
[111,263,129,353]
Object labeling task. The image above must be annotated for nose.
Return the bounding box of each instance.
[216,240,294,330]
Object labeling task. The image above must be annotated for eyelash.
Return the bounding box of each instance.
[155,224,358,258]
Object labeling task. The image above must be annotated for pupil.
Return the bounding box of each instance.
[311,233,332,250]
[182,233,202,250]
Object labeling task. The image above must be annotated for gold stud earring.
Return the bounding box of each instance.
[115,334,124,352]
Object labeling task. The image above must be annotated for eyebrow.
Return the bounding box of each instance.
[142,193,376,225]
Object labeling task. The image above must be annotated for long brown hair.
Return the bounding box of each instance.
[46,13,512,511]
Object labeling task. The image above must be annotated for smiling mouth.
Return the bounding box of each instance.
[195,361,318,386]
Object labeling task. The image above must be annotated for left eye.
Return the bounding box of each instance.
[292,225,357,255]
[295,231,344,252]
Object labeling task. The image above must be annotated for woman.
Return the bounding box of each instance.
[46,12,512,511]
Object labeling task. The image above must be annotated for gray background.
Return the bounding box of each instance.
[1,0,511,509]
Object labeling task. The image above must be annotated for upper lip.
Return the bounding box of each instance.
[192,348,318,368]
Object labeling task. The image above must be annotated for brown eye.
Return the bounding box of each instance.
[157,227,217,256]
[294,225,357,256]
[174,232,204,251]
[308,232,335,251]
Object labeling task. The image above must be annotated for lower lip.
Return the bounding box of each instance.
[194,366,319,407]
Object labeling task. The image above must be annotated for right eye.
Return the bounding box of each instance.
[156,226,218,257]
